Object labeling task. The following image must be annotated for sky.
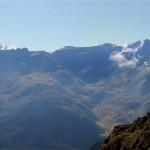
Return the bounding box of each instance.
[0,0,150,52]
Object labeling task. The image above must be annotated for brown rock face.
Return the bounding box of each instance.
[101,113,150,150]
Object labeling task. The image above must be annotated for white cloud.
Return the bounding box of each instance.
[110,41,143,68]
[110,51,138,67]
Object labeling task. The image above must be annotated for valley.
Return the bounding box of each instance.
[0,40,150,149]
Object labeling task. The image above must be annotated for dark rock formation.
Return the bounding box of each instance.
[101,113,150,150]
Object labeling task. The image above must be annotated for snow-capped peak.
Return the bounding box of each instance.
[122,41,143,54]
[128,40,144,49]
[113,41,144,55]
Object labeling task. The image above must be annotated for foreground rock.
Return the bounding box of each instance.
[101,113,150,150]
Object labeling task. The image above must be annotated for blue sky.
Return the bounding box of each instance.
[0,0,150,52]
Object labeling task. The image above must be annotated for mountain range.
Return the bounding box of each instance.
[0,39,150,149]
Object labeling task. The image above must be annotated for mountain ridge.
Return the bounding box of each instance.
[0,39,150,149]
[100,113,150,150]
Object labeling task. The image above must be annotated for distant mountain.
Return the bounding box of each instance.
[0,47,103,149]
[0,40,150,149]
[100,113,150,150]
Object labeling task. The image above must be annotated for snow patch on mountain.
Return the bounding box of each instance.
[0,44,8,50]
[122,41,144,54]
[144,62,148,66]
[79,52,88,55]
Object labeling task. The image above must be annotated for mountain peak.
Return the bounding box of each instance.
[128,40,144,49]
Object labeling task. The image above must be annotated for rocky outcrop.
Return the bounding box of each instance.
[101,113,150,150]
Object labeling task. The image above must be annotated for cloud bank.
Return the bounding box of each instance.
[110,51,138,67]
